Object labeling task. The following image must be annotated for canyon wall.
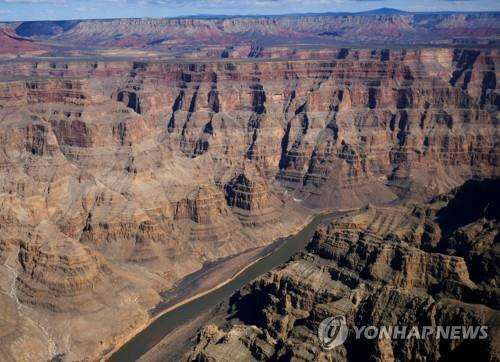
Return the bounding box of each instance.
[189,179,500,361]
[0,46,498,360]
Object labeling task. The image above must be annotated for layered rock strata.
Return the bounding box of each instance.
[0,47,498,360]
[224,169,282,226]
[6,12,500,50]
[189,179,500,361]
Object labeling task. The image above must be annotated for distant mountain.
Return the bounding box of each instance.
[173,14,237,19]
[15,20,80,37]
[357,7,409,15]
[9,9,499,49]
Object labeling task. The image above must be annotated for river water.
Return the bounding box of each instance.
[108,210,353,361]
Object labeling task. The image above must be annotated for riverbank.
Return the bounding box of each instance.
[105,208,359,361]
[101,211,317,361]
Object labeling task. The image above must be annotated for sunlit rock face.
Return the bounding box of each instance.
[0,47,498,361]
[224,169,282,227]
[190,180,500,362]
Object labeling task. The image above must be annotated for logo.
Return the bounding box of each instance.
[317,314,489,350]
[318,315,349,350]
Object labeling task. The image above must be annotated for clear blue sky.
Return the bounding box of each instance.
[0,0,499,22]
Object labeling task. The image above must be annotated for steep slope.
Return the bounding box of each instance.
[189,179,500,361]
[0,27,47,55]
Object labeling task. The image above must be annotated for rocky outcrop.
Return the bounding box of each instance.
[189,180,500,361]
[16,222,108,313]
[224,170,281,226]
[173,186,235,243]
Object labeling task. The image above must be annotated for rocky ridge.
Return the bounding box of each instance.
[189,179,499,361]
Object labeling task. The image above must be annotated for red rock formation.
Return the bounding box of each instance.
[224,170,281,226]
[0,48,497,360]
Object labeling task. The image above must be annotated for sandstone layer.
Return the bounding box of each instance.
[0,11,499,61]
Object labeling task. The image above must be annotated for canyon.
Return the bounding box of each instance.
[0,22,498,361]
[187,179,499,361]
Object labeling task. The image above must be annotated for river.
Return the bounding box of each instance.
[108,209,355,361]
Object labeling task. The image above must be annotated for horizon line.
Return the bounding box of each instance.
[2,7,500,24]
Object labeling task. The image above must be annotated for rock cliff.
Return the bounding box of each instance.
[189,179,500,361]
[0,47,498,360]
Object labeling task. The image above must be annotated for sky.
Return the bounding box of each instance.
[0,0,499,22]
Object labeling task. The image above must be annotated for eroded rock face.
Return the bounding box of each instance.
[224,170,281,226]
[16,222,108,313]
[189,180,500,361]
[0,48,498,361]
[172,186,237,244]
